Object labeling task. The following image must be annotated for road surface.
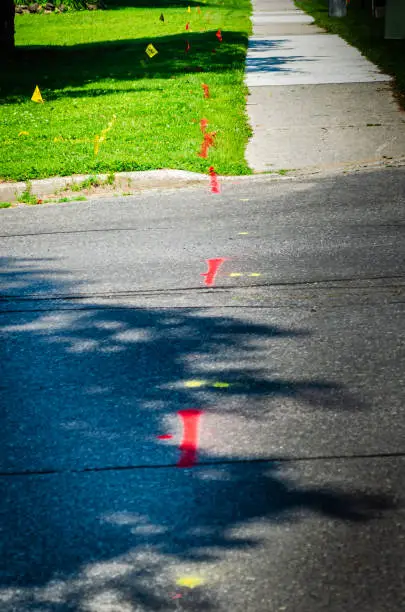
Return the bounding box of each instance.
[1,167,405,611]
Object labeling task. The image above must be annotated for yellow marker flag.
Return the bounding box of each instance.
[31,86,44,103]
[187,5,191,12]
[145,43,158,58]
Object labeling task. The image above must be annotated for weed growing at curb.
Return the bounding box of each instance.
[0,202,12,208]
[57,195,87,202]
[17,182,39,205]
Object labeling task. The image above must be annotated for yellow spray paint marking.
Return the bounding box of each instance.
[94,114,117,156]
[31,85,44,103]
[184,380,207,388]
[145,43,158,58]
[240,198,249,201]
[212,382,230,388]
[229,273,242,277]
[238,232,249,235]
[18,131,29,136]
[249,273,261,277]
[94,135,100,156]
[176,576,204,588]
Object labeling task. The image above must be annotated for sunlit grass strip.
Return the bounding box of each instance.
[0,0,252,181]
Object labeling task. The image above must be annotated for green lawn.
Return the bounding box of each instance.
[0,0,252,182]
[295,0,405,108]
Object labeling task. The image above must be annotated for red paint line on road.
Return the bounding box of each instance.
[157,434,173,440]
[200,257,227,286]
[177,409,202,467]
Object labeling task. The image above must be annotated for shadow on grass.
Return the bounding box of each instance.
[104,0,213,7]
[0,253,398,610]
[0,34,300,103]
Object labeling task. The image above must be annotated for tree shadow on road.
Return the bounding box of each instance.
[0,255,398,611]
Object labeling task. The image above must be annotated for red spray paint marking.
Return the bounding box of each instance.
[186,21,190,30]
[185,40,191,53]
[200,118,209,133]
[201,83,210,99]
[198,131,216,158]
[200,257,227,286]
[216,29,223,42]
[177,409,202,467]
[157,434,173,440]
[209,165,220,194]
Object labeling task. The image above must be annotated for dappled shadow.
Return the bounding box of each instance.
[105,0,212,8]
[0,30,248,103]
[0,255,397,610]
[245,55,313,74]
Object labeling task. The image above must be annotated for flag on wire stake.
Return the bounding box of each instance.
[185,22,190,30]
[145,43,158,58]
[31,85,44,103]
[216,29,222,42]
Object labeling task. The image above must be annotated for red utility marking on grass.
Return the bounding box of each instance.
[201,83,210,99]
[200,118,209,133]
[185,40,191,53]
[198,131,216,158]
[186,21,190,30]
[216,29,223,42]
[201,257,227,286]
[157,434,173,440]
[177,409,202,467]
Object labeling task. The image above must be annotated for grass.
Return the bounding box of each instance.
[57,195,87,202]
[0,0,252,182]
[295,0,405,108]
[17,181,39,204]
[0,202,12,208]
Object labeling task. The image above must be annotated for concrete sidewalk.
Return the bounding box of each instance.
[245,0,405,172]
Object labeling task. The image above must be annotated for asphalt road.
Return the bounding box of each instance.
[1,167,405,612]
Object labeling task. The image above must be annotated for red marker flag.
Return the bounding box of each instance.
[200,118,209,133]
[185,40,191,53]
[185,21,190,30]
[216,29,222,42]
[201,83,210,99]
[209,165,220,194]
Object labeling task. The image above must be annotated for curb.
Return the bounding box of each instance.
[0,170,209,203]
[1,158,404,206]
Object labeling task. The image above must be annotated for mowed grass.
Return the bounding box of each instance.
[0,0,252,181]
[296,0,405,108]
